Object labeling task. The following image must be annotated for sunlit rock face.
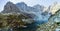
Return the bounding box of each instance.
[49,2,60,14]
[49,9,60,25]
[1,1,21,13]
[48,9,60,31]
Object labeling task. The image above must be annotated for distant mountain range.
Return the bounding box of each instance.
[1,1,51,24]
[1,1,60,24]
[16,2,44,13]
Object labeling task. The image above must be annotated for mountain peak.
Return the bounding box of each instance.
[33,4,44,12]
[34,4,41,7]
[16,2,27,6]
[6,1,13,5]
[1,1,20,13]
[20,2,26,4]
[33,4,44,7]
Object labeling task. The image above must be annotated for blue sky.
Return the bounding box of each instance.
[0,0,60,12]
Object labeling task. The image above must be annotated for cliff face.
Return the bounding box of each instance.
[49,3,60,14]
[49,9,60,24]
[1,2,21,13]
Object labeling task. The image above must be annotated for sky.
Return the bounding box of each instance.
[0,0,60,12]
